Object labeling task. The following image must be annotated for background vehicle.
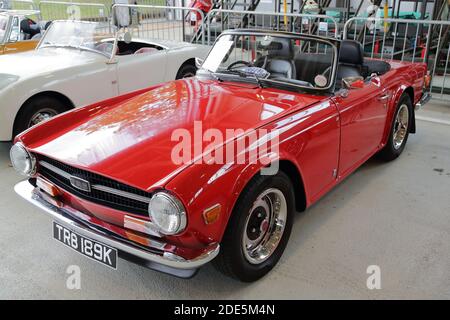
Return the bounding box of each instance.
[0,10,46,55]
[12,30,430,282]
[0,19,209,141]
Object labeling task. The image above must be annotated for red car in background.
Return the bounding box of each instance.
[12,30,431,282]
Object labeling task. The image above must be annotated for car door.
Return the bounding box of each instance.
[115,49,168,95]
[3,38,38,54]
[333,77,390,177]
[281,99,341,204]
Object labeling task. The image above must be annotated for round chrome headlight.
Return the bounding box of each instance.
[148,192,187,235]
[10,142,36,177]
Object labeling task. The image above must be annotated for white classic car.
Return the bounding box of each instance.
[0,20,210,141]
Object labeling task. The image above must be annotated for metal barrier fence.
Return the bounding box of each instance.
[111,4,205,44]
[1,1,448,102]
[344,17,450,101]
[39,1,110,23]
[204,9,339,45]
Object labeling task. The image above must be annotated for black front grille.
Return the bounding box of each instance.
[36,155,151,216]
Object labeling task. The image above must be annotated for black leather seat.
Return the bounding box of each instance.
[336,40,366,85]
[256,38,296,80]
[364,59,391,76]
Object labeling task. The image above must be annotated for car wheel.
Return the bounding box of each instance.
[176,63,197,79]
[378,94,413,161]
[213,172,294,282]
[14,96,70,138]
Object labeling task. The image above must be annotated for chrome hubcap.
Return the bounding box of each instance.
[242,188,287,265]
[393,104,409,150]
[28,108,58,127]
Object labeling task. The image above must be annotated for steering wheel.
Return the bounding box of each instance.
[227,60,253,70]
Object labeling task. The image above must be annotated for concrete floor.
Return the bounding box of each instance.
[0,101,449,299]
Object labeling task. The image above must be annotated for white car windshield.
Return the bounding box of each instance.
[38,20,115,57]
[201,32,337,90]
[0,14,8,43]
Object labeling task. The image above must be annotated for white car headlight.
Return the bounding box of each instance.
[10,142,36,177]
[149,192,187,235]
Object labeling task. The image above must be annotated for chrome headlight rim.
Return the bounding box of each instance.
[148,191,187,236]
[10,142,37,177]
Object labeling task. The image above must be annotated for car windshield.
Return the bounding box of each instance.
[0,14,8,43]
[38,20,115,57]
[200,32,337,91]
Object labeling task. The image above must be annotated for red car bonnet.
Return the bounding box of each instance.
[21,78,323,192]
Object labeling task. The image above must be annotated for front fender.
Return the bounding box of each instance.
[164,152,305,249]
[0,86,24,141]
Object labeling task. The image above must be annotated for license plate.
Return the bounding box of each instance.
[53,222,117,269]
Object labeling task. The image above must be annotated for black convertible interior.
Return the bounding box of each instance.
[94,40,164,56]
[334,40,392,89]
[252,37,391,90]
[116,41,164,56]
[254,38,297,80]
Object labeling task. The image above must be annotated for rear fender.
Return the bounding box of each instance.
[382,84,414,145]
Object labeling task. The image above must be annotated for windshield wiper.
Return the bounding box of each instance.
[218,69,265,88]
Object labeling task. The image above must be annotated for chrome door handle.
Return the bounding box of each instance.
[378,93,391,102]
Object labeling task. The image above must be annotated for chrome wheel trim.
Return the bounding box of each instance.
[28,108,59,127]
[393,104,409,150]
[242,188,287,265]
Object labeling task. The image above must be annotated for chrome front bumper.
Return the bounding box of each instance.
[14,181,220,278]
[415,92,431,110]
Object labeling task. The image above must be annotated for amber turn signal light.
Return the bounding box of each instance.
[37,177,60,197]
[203,204,221,225]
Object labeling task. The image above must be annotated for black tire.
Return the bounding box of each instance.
[213,171,295,282]
[176,63,197,79]
[378,94,413,161]
[13,96,71,138]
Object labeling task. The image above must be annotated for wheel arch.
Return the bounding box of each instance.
[176,58,197,79]
[278,160,307,212]
[403,86,416,134]
[13,91,75,136]
[384,85,416,144]
[181,58,196,68]
[228,159,308,223]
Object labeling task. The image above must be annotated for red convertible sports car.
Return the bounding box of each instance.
[12,30,431,282]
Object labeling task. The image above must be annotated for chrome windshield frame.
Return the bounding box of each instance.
[202,29,339,93]
[37,20,115,59]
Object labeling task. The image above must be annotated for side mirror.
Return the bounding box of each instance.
[195,57,204,69]
[342,76,365,90]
